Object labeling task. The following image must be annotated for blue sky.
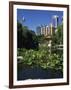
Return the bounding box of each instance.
[17,9,63,32]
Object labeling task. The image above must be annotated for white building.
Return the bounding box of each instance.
[52,15,59,32]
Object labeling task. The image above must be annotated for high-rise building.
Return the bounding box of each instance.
[40,25,49,36]
[52,15,59,32]
[36,15,59,36]
[36,24,54,36]
[45,25,49,36]
[49,23,55,35]
[40,25,43,35]
[43,25,46,36]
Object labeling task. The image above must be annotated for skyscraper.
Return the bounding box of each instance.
[41,25,46,35]
[36,24,54,36]
[40,25,49,36]
[52,15,59,32]
[49,23,55,35]
[45,25,49,36]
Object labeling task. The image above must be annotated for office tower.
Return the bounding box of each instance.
[36,23,55,36]
[41,25,43,35]
[41,25,45,35]
[52,15,59,32]
[43,25,46,36]
[41,25,48,36]
[49,23,55,35]
[45,25,48,36]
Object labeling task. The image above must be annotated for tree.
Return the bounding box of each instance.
[51,24,63,54]
[52,24,63,45]
[17,22,23,49]
[17,21,38,49]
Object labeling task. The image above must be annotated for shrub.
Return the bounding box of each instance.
[17,47,63,72]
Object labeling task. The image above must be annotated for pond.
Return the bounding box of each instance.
[17,64,63,80]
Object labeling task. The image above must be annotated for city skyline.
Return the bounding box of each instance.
[17,9,63,32]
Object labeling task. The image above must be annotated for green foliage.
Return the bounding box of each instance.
[17,22,63,73]
[36,35,45,43]
[52,24,63,45]
[17,47,63,72]
[17,21,38,49]
[17,22,23,48]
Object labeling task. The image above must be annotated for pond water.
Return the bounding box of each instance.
[17,65,63,80]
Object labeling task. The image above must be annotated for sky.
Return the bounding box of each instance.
[17,9,63,32]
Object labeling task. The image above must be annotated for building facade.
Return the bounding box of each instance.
[36,15,59,37]
[36,24,54,37]
[52,15,59,32]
